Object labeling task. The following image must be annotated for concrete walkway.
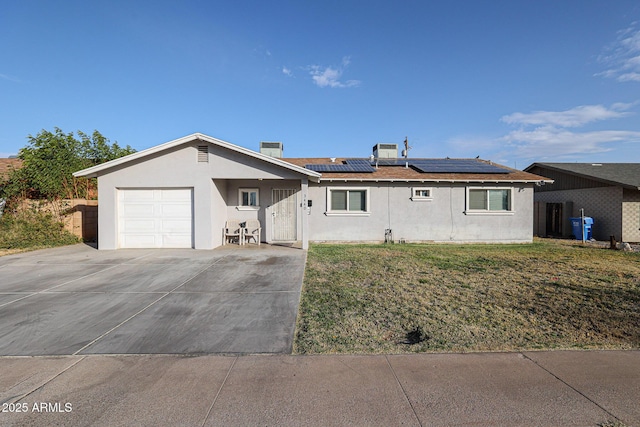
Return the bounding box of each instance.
[1,350,638,426]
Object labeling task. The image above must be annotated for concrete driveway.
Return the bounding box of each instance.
[0,244,307,356]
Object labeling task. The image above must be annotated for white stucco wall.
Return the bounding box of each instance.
[223,179,303,243]
[93,139,536,248]
[96,143,308,249]
[307,182,534,243]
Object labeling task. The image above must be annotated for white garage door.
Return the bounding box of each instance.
[118,188,193,248]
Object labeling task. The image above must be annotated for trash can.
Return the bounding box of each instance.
[569,217,593,240]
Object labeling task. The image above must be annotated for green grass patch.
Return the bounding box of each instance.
[294,240,640,354]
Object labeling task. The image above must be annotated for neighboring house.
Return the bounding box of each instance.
[524,163,640,242]
[73,133,550,249]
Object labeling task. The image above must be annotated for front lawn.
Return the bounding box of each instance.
[294,240,640,354]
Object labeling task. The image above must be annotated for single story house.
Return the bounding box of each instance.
[524,163,640,242]
[73,133,550,249]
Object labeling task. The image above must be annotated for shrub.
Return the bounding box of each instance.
[0,208,79,249]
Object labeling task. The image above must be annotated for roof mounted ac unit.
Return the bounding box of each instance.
[373,143,398,159]
[260,141,283,158]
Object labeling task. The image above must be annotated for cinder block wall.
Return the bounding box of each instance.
[63,199,98,241]
[533,187,622,241]
[622,189,640,242]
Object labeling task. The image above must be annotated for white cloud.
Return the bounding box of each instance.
[498,103,640,161]
[448,102,640,164]
[502,127,640,159]
[597,23,640,83]
[282,67,293,77]
[308,56,360,88]
[501,104,633,127]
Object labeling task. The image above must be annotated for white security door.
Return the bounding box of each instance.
[118,188,193,248]
[272,189,297,241]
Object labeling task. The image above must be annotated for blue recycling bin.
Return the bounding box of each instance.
[569,217,593,240]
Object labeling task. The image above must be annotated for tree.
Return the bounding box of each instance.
[1,128,135,201]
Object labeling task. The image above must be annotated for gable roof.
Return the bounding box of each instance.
[285,157,550,183]
[72,132,549,184]
[73,133,322,180]
[0,158,22,180]
[524,163,640,190]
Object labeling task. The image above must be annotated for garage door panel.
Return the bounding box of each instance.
[161,219,192,232]
[160,204,192,217]
[121,219,156,232]
[160,190,192,201]
[122,204,156,217]
[122,189,156,200]
[118,189,193,249]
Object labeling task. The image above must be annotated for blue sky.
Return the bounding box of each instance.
[1,1,639,168]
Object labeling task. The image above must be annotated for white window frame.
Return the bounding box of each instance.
[465,187,514,215]
[237,188,260,211]
[411,187,433,201]
[325,187,370,216]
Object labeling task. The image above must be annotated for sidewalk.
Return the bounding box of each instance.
[1,350,638,426]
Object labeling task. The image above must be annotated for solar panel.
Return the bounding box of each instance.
[410,159,510,174]
[305,161,375,173]
[361,158,510,173]
[370,159,403,166]
[306,158,510,174]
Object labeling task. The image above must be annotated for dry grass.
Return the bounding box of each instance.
[0,248,28,257]
[294,239,640,354]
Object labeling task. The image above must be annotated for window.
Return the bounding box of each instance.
[326,187,369,215]
[466,188,512,213]
[238,188,259,210]
[411,187,432,201]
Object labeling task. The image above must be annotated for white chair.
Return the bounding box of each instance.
[243,219,262,245]
[224,220,243,245]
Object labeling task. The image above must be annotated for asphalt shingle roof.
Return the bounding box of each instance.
[284,158,549,183]
[526,163,640,189]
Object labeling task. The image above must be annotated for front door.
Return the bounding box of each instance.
[272,189,297,241]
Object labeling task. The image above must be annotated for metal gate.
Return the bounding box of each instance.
[272,189,297,241]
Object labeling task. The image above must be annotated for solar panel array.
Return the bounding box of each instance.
[305,161,375,173]
[409,159,510,174]
[305,158,511,174]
